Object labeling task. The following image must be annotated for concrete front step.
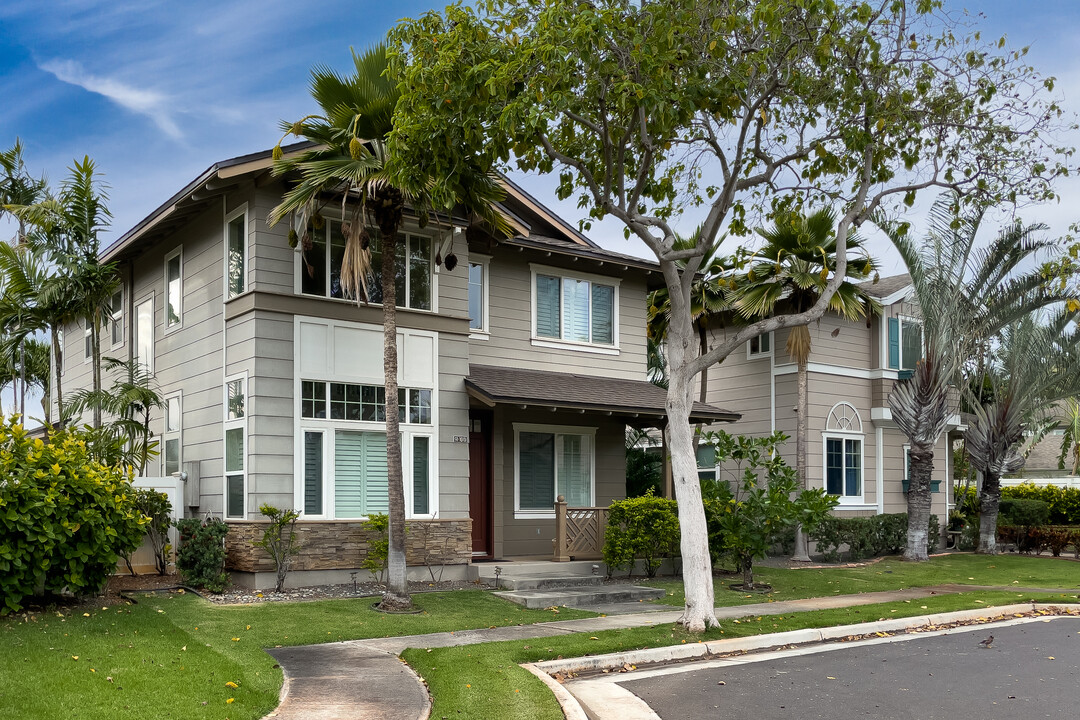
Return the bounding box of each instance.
[494,584,666,610]
[492,575,605,591]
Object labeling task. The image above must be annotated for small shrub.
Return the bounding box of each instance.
[131,489,173,576]
[0,421,147,614]
[603,493,680,578]
[175,517,230,592]
[254,504,301,592]
[361,513,390,585]
[1002,483,1080,525]
[699,430,835,588]
[809,513,939,561]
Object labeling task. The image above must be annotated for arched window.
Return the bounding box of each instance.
[823,402,863,500]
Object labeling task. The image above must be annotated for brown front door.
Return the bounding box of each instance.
[469,411,493,558]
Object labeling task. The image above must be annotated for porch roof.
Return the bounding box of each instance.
[464,364,740,424]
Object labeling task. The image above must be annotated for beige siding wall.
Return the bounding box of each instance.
[703,326,773,437]
[491,407,626,558]
[437,334,471,518]
[468,253,650,380]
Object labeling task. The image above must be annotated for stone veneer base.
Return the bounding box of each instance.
[223,518,474,574]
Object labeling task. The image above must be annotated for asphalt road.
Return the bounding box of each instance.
[617,617,1080,720]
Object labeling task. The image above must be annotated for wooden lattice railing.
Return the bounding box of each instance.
[553,495,608,562]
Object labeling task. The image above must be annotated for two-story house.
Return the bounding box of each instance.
[704,275,956,524]
[58,145,736,587]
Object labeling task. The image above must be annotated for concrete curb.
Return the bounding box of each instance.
[521,663,591,720]
[531,602,1070,679]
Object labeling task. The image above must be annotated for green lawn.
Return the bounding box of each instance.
[4,554,1079,720]
[0,591,593,720]
[646,553,1080,607]
[405,589,1080,720]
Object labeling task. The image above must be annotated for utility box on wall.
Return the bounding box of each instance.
[182,461,201,510]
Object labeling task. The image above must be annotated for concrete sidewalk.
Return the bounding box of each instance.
[260,585,1076,720]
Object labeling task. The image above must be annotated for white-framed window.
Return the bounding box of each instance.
[82,318,92,363]
[107,288,123,348]
[164,247,183,331]
[298,220,434,311]
[747,332,772,359]
[225,205,247,299]
[134,296,154,375]
[823,402,864,500]
[224,374,246,519]
[530,264,619,352]
[163,392,181,477]
[514,423,596,518]
[696,443,718,482]
[468,256,490,336]
[887,315,922,371]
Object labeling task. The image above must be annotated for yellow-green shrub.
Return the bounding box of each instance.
[0,421,146,613]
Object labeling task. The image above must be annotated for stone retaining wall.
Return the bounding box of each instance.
[224,518,473,573]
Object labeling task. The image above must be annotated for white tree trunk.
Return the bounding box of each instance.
[904,445,934,561]
[791,356,811,562]
[666,328,717,632]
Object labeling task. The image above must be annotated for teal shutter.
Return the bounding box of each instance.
[304,431,323,515]
[362,432,389,514]
[412,436,430,515]
[887,317,899,369]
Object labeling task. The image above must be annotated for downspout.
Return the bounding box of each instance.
[769,341,776,433]
[876,426,884,515]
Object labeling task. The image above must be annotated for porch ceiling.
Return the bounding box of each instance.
[465,364,740,425]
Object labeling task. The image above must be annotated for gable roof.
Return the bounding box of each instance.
[859,273,912,302]
[99,143,660,275]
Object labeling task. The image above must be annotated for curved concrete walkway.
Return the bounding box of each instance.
[260,584,1077,720]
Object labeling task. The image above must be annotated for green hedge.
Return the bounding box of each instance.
[1001,483,1080,525]
[603,494,679,578]
[810,513,940,562]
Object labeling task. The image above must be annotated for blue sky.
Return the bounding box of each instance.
[2,1,1080,264]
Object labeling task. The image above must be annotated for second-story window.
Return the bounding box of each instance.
[135,296,154,374]
[748,332,772,359]
[887,317,922,371]
[106,289,123,348]
[468,260,487,333]
[226,211,246,298]
[300,221,432,310]
[164,247,182,330]
[534,269,616,346]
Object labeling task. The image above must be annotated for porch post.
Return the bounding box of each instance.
[553,495,570,562]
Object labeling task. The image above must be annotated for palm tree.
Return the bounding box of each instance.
[965,313,1080,553]
[880,195,1069,561]
[731,207,879,561]
[1054,399,1080,476]
[0,242,80,423]
[69,356,165,473]
[8,158,118,429]
[1,139,48,414]
[268,45,506,611]
[21,337,52,424]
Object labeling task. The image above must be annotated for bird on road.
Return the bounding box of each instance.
[977,635,994,649]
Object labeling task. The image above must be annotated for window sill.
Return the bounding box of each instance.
[530,338,620,356]
[469,330,490,341]
[514,510,556,520]
[832,503,877,511]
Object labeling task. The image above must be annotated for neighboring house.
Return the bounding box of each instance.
[704,275,957,523]
[57,145,736,586]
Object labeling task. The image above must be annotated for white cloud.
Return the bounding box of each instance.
[38,58,182,139]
